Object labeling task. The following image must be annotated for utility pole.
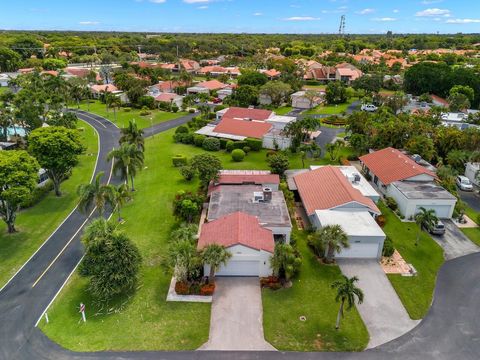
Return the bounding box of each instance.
[339,15,346,37]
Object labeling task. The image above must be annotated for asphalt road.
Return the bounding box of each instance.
[1,111,480,360]
[458,188,480,213]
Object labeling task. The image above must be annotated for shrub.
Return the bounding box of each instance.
[189,108,195,113]
[172,154,188,167]
[347,154,359,161]
[173,133,185,143]
[385,197,398,211]
[214,104,226,112]
[172,105,179,113]
[21,180,54,208]
[202,137,221,151]
[382,236,395,257]
[243,146,251,154]
[200,283,215,296]
[226,140,247,152]
[175,125,189,134]
[123,107,132,112]
[231,149,246,162]
[208,113,216,120]
[181,133,194,144]
[180,166,195,181]
[266,150,277,157]
[267,153,290,177]
[219,138,228,149]
[226,140,235,152]
[246,138,263,151]
[175,281,189,295]
[139,110,151,116]
[194,134,206,147]
[376,215,386,227]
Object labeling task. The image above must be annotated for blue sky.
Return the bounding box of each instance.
[2,0,480,34]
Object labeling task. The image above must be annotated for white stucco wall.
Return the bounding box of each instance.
[262,134,291,150]
[465,162,480,186]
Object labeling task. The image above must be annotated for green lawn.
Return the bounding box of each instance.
[263,231,369,351]
[304,98,359,115]
[39,128,357,351]
[380,203,444,320]
[303,84,326,91]
[77,100,188,129]
[0,87,9,95]
[274,106,294,115]
[0,120,98,288]
[461,228,480,246]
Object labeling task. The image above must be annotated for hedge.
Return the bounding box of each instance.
[246,138,262,151]
[202,137,221,151]
[172,154,188,167]
[226,140,247,152]
[219,138,228,149]
[194,134,206,147]
[231,149,246,162]
[175,125,189,134]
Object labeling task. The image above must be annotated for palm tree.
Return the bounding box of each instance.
[77,172,114,216]
[82,217,119,246]
[120,120,145,151]
[107,143,144,191]
[414,207,438,246]
[108,95,122,123]
[270,243,302,284]
[111,183,131,222]
[331,275,364,329]
[201,244,232,284]
[446,150,468,173]
[315,225,349,263]
[171,224,198,243]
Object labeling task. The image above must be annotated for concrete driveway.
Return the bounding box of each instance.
[337,259,419,349]
[199,277,276,351]
[431,220,479,260]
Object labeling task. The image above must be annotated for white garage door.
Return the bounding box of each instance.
[335,243,380,259]
[216,260,260,277]
[415,205,452,219]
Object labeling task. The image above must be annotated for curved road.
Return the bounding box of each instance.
[1,111,479,360]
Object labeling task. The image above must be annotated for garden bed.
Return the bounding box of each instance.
[166,277,213,303]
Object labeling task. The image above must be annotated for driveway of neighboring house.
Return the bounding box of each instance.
[337,259,419,349]
[458,188,480,213]
[314,126,346,156]
[199,277,276,351]
[431,220,479,260]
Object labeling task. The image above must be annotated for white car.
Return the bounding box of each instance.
[456,175,473,191]
[361,104,378,112]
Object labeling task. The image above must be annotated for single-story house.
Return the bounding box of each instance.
[198,212,273,277]
[197,66,241,77]
[154,93,183,108]
[186,80,229,95]
[291,90,324,109]
[465,162,480,186]
[335,63,363,84]
[293,166,385,259]
[179,59,200,73]
[196,107,296,150]
[360,147,456,219]
[259,69,281,79]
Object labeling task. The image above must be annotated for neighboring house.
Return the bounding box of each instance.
[197,66,241,77]
[90,84,128,103]
[179,59,200,73]
[335,63,363,84]
[154,93,183,108]
[149,80,186,96]
[187,80,229,95]
[259,69,281,79]
[360,147,457,219]
[197,212,274,277]
[431,94,449,108]
[465,162,480,186]
[292,166,385,259]
[195,107,296,149]
[291,90,324,109]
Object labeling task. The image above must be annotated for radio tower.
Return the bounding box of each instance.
[338,15,346,36]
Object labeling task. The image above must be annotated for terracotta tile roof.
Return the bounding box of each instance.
[155,81,186,92]
[216,173,280,185]
[213,117,272,139]
[263,69,281,77]
[197,79,228,90]
[90,84,118,93]
[41,70,59,76]
[222,107,273,121]
[198,212,274,252]
[359,147,437,185]
[155,93,180,102]
[65,67,90,77]
[294,166,380,215]
[431,94,449,107]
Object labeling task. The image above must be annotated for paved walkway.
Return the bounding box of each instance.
[199,278,276,351]
[338,259,419,349]
[431,220,479,260]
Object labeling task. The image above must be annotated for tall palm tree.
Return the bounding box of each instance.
[107,143,144,191]
[315,225,349,263]
[201,244,232,284]
[414,207,438,246]
[111,183,131,222]
[77,172,114,216]
[108,95,122,123]
[120,120,145,151]
[270,243,302,283]
[331,275,364,330]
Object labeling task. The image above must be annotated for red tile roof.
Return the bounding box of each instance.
[213,118,272,139]
[359,147,437,185]
[216,173,280,185]
[155,80,186,92]
[90,84,118,93]
[222,107,273,121]
[154,93,180,102]
[197,79,228,90]
[294,166,380,215]
[431,94,449,107]
[198,212,274,252]
[65,67,90,77]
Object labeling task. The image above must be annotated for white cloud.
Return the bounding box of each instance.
[149,0,166,3]
[415,8,451,17]
[421,0,443,4]
[79,21,99,25]
[357,8,375,15]
[183,0,210,3]
[283,16,320,21]
[198,5,208,9]
[253,12,263,16]
[372,17,397,22]
[393,9,400,13]
[446,18,480,24]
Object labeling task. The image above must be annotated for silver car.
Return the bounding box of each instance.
[456,176,473,191]
[429,220,446,236]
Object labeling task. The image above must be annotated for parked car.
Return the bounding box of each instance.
[429,220,446,236]
[361,104,378,112]
[212,97,222,104]
[456,175,474,191]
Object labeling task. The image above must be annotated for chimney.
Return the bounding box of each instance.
[263,187,272,202]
